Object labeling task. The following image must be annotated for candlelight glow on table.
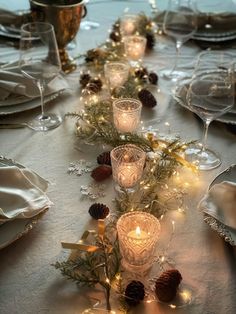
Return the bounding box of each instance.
[104,62,130,92]
[120,14,138,36]
[112,98,142,133]
[110,144,146,191]
[117,211,161,272]
[123,35,147,67]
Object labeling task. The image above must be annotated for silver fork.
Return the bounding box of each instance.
[0,122,34,129]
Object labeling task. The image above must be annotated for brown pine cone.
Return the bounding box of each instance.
[97,151,111,166]
[125,281,145,307]
[91,165,112,182]
[86,82,100,94]
[134,67,148,80]
[90,78,103,91]
[138,89,157,108]
[89,203,110,219]
[148,72,158,85]
[79,73,91,88]
[155,269,182,303]
[146,31,156,49]
[109,31,121,42]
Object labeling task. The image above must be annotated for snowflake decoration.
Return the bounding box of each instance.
[80,183,106,200]
[68,160,93,176]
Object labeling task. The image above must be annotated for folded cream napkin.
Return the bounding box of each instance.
[0,166,53,222]
[0,65,68,105]
[0,8,30,27]
[198,181,236,230]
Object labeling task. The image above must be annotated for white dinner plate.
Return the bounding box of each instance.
[174,83,236,125]
[0,89,65,115]
[0,156,48,250]
[201,164,236,246]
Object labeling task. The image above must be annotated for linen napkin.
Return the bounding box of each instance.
[0,8,30,27]
[198,181,236,243]
[0,65,68,105]
[0,165,53,223]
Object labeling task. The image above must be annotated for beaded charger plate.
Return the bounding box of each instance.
[174,83,236,125]
[201,164,236,246]
[0,157,48,250]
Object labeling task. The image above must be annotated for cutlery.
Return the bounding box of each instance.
[0,122,33,129]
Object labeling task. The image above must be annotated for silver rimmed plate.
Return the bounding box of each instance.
[0,89,65,115]
[174,83,236,125]
[0,156,48,250]
[201,164,236,246]
[193,30,236,42]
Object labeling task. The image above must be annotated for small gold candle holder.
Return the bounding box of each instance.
[110,144,145,192]
[112,98,142,133]
[104,62,130,93]
[120,14,138,36]
[123,35,147,67]
[117,211,161,273]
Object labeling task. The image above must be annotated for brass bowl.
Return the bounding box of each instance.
[30,0,85,73]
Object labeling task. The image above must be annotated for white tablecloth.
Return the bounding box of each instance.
[0,1,236,314]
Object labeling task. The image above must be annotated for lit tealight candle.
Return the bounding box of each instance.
[111,144,146,191]
[120,14,138,36]
[104,62,129,91]
[128,226,148,239]
[123,35,147,67]
[117,212,161,273]
[113,98,142,133]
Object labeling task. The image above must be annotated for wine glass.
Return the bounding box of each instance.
[185,60,234,170]
[19,22,62,131]
[162,0,197,81]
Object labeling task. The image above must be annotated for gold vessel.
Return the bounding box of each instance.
[30,0,85,73]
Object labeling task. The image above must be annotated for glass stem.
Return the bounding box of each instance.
[37,81,46,119]
[171,40,182,74]
[201,119,211,152]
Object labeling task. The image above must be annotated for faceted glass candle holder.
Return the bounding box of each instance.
[120,14,138,36]
[104,62,130,92]
[117,211,161,273]
[112,98,142,133]
[110,144,146,190]
[123,35,147,67]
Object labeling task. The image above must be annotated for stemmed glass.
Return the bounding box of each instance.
[185,55,234,170]
[19,22,62,131]
[162,0,197,81]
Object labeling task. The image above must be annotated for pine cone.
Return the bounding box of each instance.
[109,31,121,42]
[91,165,112,182]
[89,203,110,219]
[97,151,111,166]
[85,49,100,63]
[86,82,100,94]
[148,72,158,85]
[79,73,91,88]
[134,67,148,80]
[138,89,157,108]
[155,269,182,303]
[125,281,145,307]
[90,78,103,91]
[146,31,155,50]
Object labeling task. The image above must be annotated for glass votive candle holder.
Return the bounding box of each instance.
[117,211,161,273]
[104,62,130,92]
[123,35,147,67]
[112,98,142,133]
[120,14,138,36]
[110,144,146,191]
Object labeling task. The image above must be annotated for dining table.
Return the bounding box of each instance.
[0,1,236,314]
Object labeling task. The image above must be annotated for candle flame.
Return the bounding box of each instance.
[136,226,141,236]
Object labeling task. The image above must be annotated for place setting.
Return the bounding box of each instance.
[0,156,53,250]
